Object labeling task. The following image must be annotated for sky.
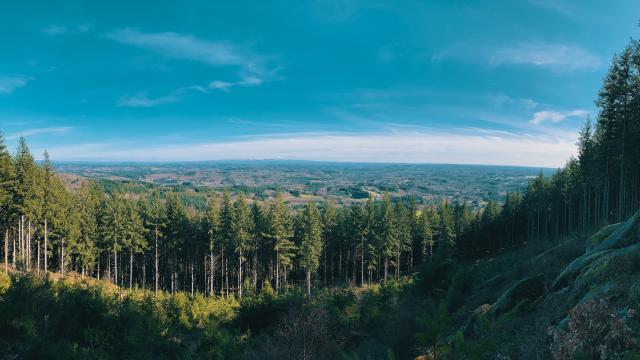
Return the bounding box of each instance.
[0,0,639,167]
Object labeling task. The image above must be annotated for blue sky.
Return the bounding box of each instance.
[0,0,638,167]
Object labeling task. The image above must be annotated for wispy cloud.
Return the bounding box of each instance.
[42,24,91,35]
[7,126,74,140]
[528,0,575,16]
[43,130,575,167]
[105,28,272,75]
[530,109,588,124]
[42,25,67,35]
[490,43,602,72]
[117,91,180,107]
[0,75,32,94]
[209,76,264,92]
[434,41,601,72]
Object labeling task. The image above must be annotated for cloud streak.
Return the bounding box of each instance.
[7,126,74,140]
[105,28,270,75]
[434,41,601,72]
[0,75,32,94]
[490,43,602,72]
[209,76,264,92]
[42,24,91,35]
[530,109,588,124]
[117,92,180,107]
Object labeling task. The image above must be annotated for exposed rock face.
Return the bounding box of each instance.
[552,210,640,303]
[490,274,545,317]
[588,211,640,254]
[545,211,640,358]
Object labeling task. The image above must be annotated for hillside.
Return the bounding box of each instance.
[53,161,553,206]
[2,214,640,359]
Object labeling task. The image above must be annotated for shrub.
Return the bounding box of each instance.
[548,298,637,359]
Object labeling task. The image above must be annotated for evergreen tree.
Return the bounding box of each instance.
[378,194,397,283]
[204,193,220,295]
[232,193,252,298]
[264,193,294,292]
[299,202,323,297]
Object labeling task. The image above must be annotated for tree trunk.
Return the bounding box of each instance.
[44,218,48,273]
[210,250,214,296]
[154,225,159,293]
[220,248,225,297]
[252,246,257,292]
[238,251,243,298]
[113,249,117,284]
[306,270,311,297]
[37,240,40,275]
[4,229,7,272]
[360,236,364,287]
[129,251,133,290]
[384,256,388,284]
[225,259,229,298]
[191,261,194,296]
[275,249,280,293]
[61,238,65,277]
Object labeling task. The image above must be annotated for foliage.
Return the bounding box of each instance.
[549,298,638,359]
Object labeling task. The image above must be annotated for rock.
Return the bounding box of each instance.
[589,210,640,254]
[569,243,640,303]
[490,275,545,317]
[586,222,622,253]
[551,249,613,291]
[478,275,505,290]
[462,304,492,338]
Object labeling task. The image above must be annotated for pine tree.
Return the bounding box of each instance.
[438,200,455,257]
[164,193,187,293]
[0,133,15,272]
[299,202,323,297]
[379,194,397,283]
[204,192,220,296]
[232,193,252,298]
[73,182,100,276]
[264,193,294,292]
[123,198,147,289]
[321,200,337,286]
[420,205,437,262]
[219,191,234,297]
[350,203,369,286]
[141,192,165,293]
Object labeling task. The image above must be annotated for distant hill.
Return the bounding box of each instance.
[53,160,555,205]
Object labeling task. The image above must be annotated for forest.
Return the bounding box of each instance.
[3,37,640,360]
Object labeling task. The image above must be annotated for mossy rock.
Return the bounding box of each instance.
[478,275,505,290]
[586,222,623,253]
[552,249,613,291]
[570,243,640,303]
[589,211,640,254]
[490,275,545,317]
[462,304,492,338]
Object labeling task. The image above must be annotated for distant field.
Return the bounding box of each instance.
[54,160,556,205]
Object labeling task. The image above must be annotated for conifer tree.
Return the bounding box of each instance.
[123,198,147,289]
[204,193,220,295]
[298,202,323,297]
[232,193,252,298]
[379,194,397,283]
[0,133,15,272]
[264,193,294,292]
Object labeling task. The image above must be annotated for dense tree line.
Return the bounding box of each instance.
[0,135,479,297]
[458,38,640,256]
